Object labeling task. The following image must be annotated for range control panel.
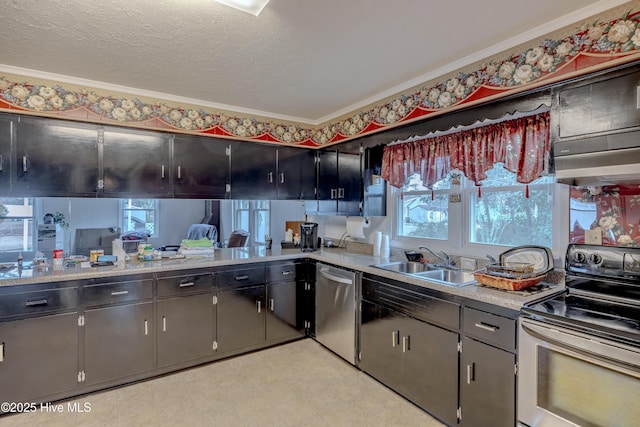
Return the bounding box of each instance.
[566,244,640,279]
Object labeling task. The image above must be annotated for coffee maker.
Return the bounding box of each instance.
[300,222,319,252]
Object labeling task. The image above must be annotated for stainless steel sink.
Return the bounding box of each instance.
[373,261,476,287]
[373,261,435,274]
[412,269,477,286]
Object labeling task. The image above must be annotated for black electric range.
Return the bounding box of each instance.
[522,244,640,346]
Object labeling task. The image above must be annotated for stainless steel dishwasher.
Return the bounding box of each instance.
[315,262,358,365]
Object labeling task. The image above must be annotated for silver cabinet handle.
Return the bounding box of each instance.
[111,290,129,296]
[402,336,410,353]
[330,188,337,199]
[179,281,195,288]
[269,298,274,311]
[22,155,27,172]
[475,322,499,332]
[256,300,261,314]
[281,270,293,276]
[235,275,249,281]
[144,319,148,336]
[268,172,273,183]
[177,165,182,179]
[280,172,285,184]
[0,342,3,362]
[0,154,3,171]
[25,299,48,307]
[162,316,167,332]
[161,164,165,179]
[467,363,475,384]
[338,188,345,199]
[392,331,399,347]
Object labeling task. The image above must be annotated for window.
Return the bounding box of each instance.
[394,163,555,253]
[467,164,554,247]
[0,198,34,252]
[397,173,451,240]
[233,200,270,245]
[120,199,159,237]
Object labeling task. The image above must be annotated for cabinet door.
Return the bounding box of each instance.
[84,301,154,386]
[460,337,516,427]
[217,284,265,353]
[337,152,361,215]
[266,280,304,342]
[359,300,403,388]
[102,126,172,197]
[276,147,316,200]
[157,293,215,368]
[230,142,276,199]
[0,312,79,404]
[400,316,459,427]
[0,114,13,194]
[15,116,98,196]
[173,135,228,198]
[557,69,640,139]
[317,150,338,211]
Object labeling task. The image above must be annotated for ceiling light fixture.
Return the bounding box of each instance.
[213,0,270,16]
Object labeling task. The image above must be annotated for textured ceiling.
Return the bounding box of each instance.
[0,0,627,123]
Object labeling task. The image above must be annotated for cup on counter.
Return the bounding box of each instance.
[53,249,64,270]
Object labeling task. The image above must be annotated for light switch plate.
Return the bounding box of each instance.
[585,228,603,245]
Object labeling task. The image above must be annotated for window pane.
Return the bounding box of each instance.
[398,193,448,239]
[0,218,34,251]
[255,209,269,243]
[121,199,158,236]
[478,163,554,187]
[236,210,249,231]
[470,188,553,247]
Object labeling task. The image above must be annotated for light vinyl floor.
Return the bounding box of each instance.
[0,339,444,426]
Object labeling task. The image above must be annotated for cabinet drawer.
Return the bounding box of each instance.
[0,287,78,318]
[157,270,213,297]
[266,262,300,282]
[83,279,153,307]
[462,307,516,350]
[216,267,265,288]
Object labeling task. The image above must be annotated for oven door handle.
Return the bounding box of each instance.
[521,320,640,372]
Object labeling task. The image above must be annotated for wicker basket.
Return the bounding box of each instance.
[485,262,534,278]
[473,270,547,291]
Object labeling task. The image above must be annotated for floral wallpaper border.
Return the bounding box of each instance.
[2,8,640,147]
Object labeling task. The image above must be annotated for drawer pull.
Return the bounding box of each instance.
[256,300,261,314]
[144,319,148,336]
[0,342,4,362]
[162,316,167,332]
[281,270,293,275]
[475,322,499,332]
[392,330,399,347]
[111,290,129,296]
[269,298,274,311]
[235,275,249,281]
[25,299,48,307]
[179,282,195,288]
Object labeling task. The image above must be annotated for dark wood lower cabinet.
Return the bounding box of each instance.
[360,300,459,426]
[266,280,305,342]
[217,284,266,354]
[0,313,79,404]
[459,336,516,427]
[83,302,155,386]
[156,293,216,368]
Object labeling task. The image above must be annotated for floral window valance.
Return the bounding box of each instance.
[381,111,551,188]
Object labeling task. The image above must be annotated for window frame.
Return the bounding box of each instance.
[0,197,36,258]
[232,200,270,245]
[119,198,159,238]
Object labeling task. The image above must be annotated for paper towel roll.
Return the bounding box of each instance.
[346,217,370,239]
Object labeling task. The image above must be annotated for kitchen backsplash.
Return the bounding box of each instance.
[570,184,640,247]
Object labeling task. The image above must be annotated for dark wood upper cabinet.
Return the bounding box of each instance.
[101,126,172,197]
[276,146,316,200]
[554,66,640,141]
[0,114,14,195]
[15,116,98,197]
[173,134,229,199]
[230,142,277,200]
[315,150,361,215]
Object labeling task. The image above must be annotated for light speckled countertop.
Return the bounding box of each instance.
[0,247,564,310]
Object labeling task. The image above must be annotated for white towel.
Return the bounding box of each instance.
[178,247,215,256]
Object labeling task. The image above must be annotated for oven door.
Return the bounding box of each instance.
[518,317,640,427]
